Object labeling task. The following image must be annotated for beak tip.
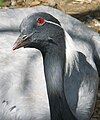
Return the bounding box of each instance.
[12,47,15,51]
[12,44,17,51]
[12,36,28,51]
[12,39,22,51]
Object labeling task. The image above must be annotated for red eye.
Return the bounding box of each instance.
[37,17,44,25]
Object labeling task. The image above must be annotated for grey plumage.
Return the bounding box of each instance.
[0,6,100,120]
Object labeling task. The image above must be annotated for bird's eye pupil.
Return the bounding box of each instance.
[37,17,44,25]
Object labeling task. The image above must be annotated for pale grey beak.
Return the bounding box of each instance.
[13,36,29,50]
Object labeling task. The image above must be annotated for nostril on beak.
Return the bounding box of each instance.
[22,35,28,40]
[12,35,30,51]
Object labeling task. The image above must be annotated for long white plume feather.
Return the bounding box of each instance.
[64,31,79,76]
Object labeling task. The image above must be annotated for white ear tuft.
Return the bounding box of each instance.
[64,31,79,76]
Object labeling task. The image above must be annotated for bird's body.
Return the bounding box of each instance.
[0,6,100,120]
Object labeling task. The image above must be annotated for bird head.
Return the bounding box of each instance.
[13,12,64,52]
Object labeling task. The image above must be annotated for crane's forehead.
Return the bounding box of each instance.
[21,12,61,27]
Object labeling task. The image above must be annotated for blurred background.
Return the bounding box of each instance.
[0,0,100,119]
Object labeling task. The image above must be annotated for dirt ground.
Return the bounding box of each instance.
[1,0,100,33]
[0,0,100,119]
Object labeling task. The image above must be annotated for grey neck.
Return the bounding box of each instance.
[42,36,77,120]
